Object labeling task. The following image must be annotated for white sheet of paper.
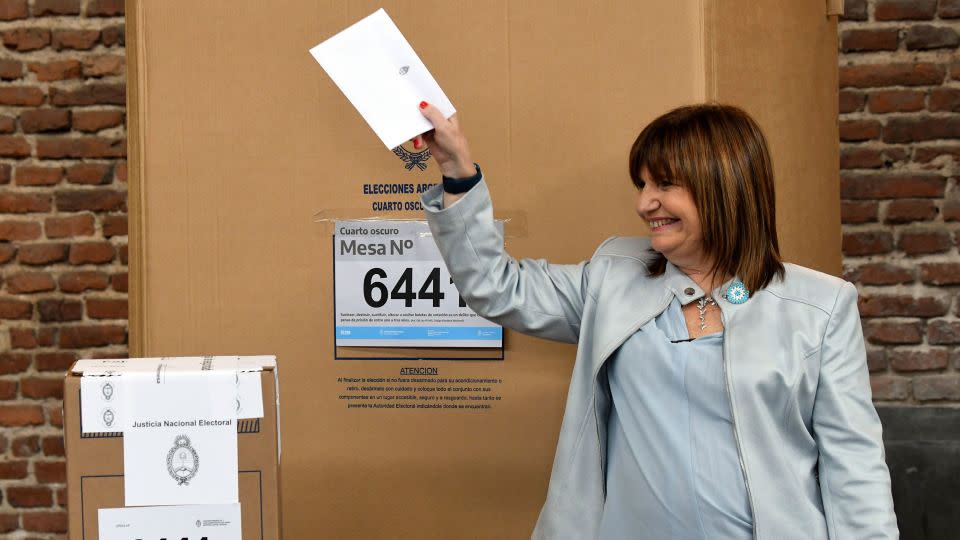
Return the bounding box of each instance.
[309,8,455,149]
[123,370,239,506]
[78,356,268,434]
[99,503,241,540]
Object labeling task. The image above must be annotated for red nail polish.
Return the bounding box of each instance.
[419,101,428,109]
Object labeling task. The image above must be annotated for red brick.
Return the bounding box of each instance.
[101,24,123,46]
[58,270,108,292]
[865,320,924,345]
[37,327,55,346]
[0,353,30,374]
[27,59,81,82]
[36,136,126,159]
[42,436,64,457]
[928,320,960,344]
[875,0,937,20]
[56,189,124,212]
[2,28,51,52]
[72,110,123,132]
[0,163,9,183]
[0,0,27,20]
[890,348,948,372]
[843,231,893,255]
[118,243,127,263]
[0,405,44,426]
[0,380,16,399]
[870,376,910,400]
[841,172,945,199]
[66,162,111,184]
[848,263,914,285]
[941,0,960,18]
[0,86,44,106]
[45,214,94,238]
[904,25,959,50]
[885,199,938,223]
[115,159,126,182]
[839,119,881,142]
[842,0,867,20]
[910,145,960,163]
[0,58,22,79]
[839,90,865,113]
[35,352,76,372]
[58,324,125,348]
[51,29,98,50]
[898,230,953,255]
[841,201,878,223]
[0,135,30,157]
[839,63,943,88]
[49,84,124,106]
[0,114,14,133]
[22,510,67,533]
[0,460,28,478]
[102,214,126,236]
[884,116,960,143]
[928,88,960,112]
[69,241,114,264]
[82,54,123,77]
[87,297,126,319]
[0,300,32,320]
[87,0,123,16]
[0,192,51,214]
[21,377,62,399]
[7,272,55,293]
[867,348,887,372]
[11,435,39,456]
[18,243,68,265]
[944,200,960,221]
[111,272,127,292]
[33,0,80,16]
[0,220,41,241]
[9,327,36,349]
[859,295,949,317]
[841,29,899,52]
[15,165,63,185]
[0,242,15,262]
[47,403,62,427]
[7,486,52,508]
[840,148,882,169]
[914,375,960,400]
[919,263,960,285]
[37,299,81,322]
[867,90,925,113]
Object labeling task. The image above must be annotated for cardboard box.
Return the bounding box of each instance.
[126,1,841,537]
[64,358,282,540]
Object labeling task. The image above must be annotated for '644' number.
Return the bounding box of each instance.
[362,267,466,308]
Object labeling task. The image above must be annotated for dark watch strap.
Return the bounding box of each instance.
[442,163,482,194]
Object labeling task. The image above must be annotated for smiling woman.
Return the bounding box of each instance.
[415,102,898,540]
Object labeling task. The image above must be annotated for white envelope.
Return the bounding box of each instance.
[309,8,456,149]
[99,503,241,540]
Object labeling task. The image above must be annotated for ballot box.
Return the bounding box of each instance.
[126,1,843,537]
[64,357,281,540]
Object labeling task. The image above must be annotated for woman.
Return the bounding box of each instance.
[413,102,898,539]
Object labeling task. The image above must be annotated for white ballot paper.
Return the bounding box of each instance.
[309,8,456,149]
[99,503,241,540]
[122,370,239,506]
[78,356,268,434]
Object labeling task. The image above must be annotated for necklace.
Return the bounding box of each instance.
[696,296,716,331]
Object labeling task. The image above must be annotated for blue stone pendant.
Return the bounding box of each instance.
[726,280,750,304]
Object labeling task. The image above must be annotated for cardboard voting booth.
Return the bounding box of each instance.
[64,356,281,539]
[126,1,842,537]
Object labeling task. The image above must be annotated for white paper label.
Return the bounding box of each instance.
[334,220,502,348]
[98,503,241,540]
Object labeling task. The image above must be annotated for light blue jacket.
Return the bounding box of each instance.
[422,179,898,540]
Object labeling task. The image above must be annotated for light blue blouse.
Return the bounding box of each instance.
[598,295,753,539]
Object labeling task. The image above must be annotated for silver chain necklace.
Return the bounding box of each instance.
[696,296,716,330]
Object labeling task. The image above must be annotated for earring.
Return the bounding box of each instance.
[725,280,750,304]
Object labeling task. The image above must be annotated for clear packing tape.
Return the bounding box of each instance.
[312,208,528,239]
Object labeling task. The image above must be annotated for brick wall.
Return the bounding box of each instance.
[0,0,125,536]
[840,0,960,404]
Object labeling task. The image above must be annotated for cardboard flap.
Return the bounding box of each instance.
[827,0,844,16]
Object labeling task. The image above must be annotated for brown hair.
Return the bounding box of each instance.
[628,103,784,292]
